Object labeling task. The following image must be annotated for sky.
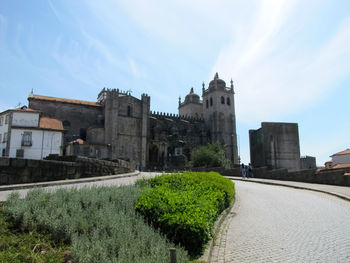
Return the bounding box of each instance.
[0,0,349,166]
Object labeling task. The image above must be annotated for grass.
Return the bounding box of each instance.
[0,202,69,263]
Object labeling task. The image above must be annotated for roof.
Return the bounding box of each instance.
[0,105,41,115]
[331,149,350,157]
[69,138,85,145]
[39,117,64,131]
[14,106,40,112]
[332,163,350,169]
[28,94,101,107]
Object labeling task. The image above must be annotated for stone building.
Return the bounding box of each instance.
[249,122,301,171]
[28,73,239,169]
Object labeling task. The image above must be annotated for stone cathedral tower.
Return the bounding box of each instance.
[178,73,239,165]
[202,73,239,165]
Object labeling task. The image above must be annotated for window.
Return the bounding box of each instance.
[0,116,3,126]
[0,134,2,143]
[63,120,71,127]
[16,149,24,158]
[5,114,9,124]
[127,105,132,117]
[227,97,231,105]
[22,132,32,146]
[210,97,213,106]
[206,99,209,108]
[221,96,225,104]
[3,132,7,143]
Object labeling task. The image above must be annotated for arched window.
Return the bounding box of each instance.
[227,97,231,105]
[206,99,209,108]
[221,96,225,104]
[210,97,213,106]
[127,105,132,117]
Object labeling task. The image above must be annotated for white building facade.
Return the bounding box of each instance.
[0,106,64,159]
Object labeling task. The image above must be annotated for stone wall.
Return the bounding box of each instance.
[251,167,350,186]
[0,156,133,185]
[249,122,301,171]
[28,97,103,143]
[186,165,350,187]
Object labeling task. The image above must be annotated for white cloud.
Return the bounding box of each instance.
[212,1,350,123]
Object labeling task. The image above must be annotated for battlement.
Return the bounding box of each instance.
[150,111,204,122]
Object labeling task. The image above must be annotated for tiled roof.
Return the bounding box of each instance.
[28,94,101,107]
[13,106,40,112]
[39,117,64,131]
[69,138,85,145]
[332,163,350,169]
[331,149,350,156]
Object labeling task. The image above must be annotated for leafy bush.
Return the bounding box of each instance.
[4,186,189,263]
[135,172,235,256]
[190,142,231,169]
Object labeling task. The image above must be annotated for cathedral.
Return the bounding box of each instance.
[28,73,239,169]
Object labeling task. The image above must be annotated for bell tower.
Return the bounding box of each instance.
[202,73,239,165]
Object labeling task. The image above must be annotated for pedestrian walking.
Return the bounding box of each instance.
[241,163,246,178]
[248,163,254,178]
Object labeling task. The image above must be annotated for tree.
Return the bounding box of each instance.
[190,142,231,169]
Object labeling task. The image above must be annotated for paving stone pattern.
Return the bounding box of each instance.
[210,180,350,262]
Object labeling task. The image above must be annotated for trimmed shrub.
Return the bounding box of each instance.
[135,172,235,256]
[4,186,189,263]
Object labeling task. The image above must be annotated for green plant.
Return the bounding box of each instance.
[74,172,81,179]
[0,202,69,263]
[190,142,231,169]
[135,172,235,256]
[4,186,189,262]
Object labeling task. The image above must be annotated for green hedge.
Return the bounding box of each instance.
[135,172,235,256]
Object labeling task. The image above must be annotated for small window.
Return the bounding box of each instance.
[80,128,87,141]
[0,134,1,143]
[221,96,225,104]
[127,105,132,117]
[22,132,32,146]
[3,132,8,143]
[227,97,231,105]
[0,116,3,126]
[63,120,71,127]
[16,149,24,158]
[210,97,213,106]
[5,114,9,124]
[206,99,209,108]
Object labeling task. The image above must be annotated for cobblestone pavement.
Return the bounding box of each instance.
[0,172,160,201]
[210,180,350,262]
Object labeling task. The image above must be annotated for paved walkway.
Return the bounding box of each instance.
[207,178,350,262]
[0,171,160,201]
[226,176,350,201]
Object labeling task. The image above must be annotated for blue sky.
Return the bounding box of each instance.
[1,0,349,166]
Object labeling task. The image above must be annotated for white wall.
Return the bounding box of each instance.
[9,129,62,159]
[12,112,39,127]
[332,154,350,164]
[0,112,10,156]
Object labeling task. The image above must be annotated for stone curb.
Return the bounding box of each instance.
[0,171,141,191]
[199,201,236,262]
[225,176,350,202]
